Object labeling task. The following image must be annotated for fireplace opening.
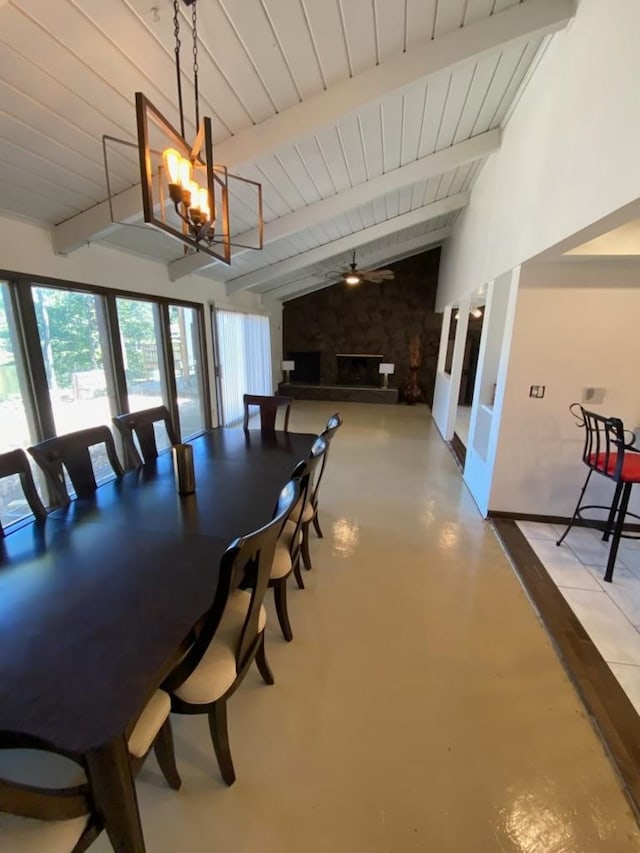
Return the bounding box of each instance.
[336,354,383,387]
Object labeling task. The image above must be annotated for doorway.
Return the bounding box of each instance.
[455,306,484,448]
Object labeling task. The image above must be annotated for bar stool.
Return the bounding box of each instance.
[557,404,640,582]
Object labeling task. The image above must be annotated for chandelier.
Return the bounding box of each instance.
[103,0,263,265]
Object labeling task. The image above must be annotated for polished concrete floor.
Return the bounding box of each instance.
[96,402,640,852]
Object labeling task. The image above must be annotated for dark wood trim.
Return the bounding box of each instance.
[158,303,180,440]
[493,518,640,819]
[3,273,203,310]
[488,510,640,533]
[450,432,466,468]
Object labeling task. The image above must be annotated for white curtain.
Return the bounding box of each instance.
[214,308,272,426]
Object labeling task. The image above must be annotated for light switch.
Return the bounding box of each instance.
[529,385,545,399]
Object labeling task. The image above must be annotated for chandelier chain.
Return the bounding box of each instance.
[192,1,200,130]
[173,0,185,138]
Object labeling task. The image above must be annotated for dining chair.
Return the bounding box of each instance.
[163,477,300,786]
[292,415,341,572]
[285,436,328,589]
[0,448,47,536]
[242,394,293,433]
[312,412,343,538]
[28,426,124,507]
[268,460,308,641]
[112,405,179,469]
[557,404,640,582]
[0,689,180,850]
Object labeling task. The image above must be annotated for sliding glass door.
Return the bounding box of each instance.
[213,308,272,426]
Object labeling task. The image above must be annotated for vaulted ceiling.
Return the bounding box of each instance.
[0,0,574,299]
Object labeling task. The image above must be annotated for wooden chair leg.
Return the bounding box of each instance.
[302,523,313,571]
[255,632,275,685]
[293,558,305,590]
[153,718,182,790]
[273,578,293,642]
[312,511,323,538]
[208,700,236,786]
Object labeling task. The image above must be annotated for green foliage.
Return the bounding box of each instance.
[116,298,158,381]
[33,287,103,389]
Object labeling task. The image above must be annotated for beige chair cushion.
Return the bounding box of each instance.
[127,689,171,759]
[283,520,303,545]
[271,539,293,579]
[0,814,88,851]
[173,590,266,705]
[291,497,314,524]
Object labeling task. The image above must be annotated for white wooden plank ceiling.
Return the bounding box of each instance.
[0,0,572,299]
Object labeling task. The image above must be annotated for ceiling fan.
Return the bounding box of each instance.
[326,252,395,286]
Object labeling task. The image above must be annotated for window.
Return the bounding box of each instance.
[0,283,41,525]
[214,308,272,426]
[169,305,206,439]
[33,285,116,486]
[0,277,210,512]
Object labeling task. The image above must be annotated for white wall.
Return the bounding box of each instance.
[437,0,640,309]
[490,263,640,517]
[0,215,279,423]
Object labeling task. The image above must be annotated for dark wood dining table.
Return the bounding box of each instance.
[0,428,316,852]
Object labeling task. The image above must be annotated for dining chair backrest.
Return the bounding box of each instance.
[112,405,179,469]
[290,436,328,514]
[0,449,47,536]
[163,477,300,690]
[28,426,124,507]
[0,731,97,849]
[312,413,342,508]
[242,394,293,433]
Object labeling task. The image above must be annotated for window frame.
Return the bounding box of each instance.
[0,270,212,524]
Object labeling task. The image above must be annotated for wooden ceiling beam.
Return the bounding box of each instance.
[225,196,464,294]
[261,230,452,302]
[168,131,495,281]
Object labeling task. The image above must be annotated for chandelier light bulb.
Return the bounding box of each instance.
[162,148,181,185]
[198,186,210,220]
[187,180,201,210]
[345,274,361,285]
[178,157,192,189]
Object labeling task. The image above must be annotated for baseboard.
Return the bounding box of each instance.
[449,432,466,468]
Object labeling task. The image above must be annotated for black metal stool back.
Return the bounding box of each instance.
[579,406,626,481]
[557,403,640,582]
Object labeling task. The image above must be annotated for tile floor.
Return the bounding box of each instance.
[516,519,640,715]
[89,402,640,852]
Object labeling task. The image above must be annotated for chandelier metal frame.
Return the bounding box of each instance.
[102,0,263,265]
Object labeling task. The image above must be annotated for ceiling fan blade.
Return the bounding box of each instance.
[362,271,394,281]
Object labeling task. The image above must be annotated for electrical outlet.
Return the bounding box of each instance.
[529,385,545,399]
